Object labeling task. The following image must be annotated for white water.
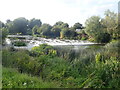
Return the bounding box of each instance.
[5,36,96,50]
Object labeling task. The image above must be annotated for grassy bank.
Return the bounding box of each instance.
[2,67,59,88]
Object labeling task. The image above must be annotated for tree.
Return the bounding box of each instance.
[6,19,11,23]
[32,25,39,35]
[95,32,111,43]
[51,26,61,38]
[37,23,52,37]
[29,18,42,29]
[0,27,9,44]
[85,15,112,43]
[54,21,64,26]
[0,21,5,28]
[6,17,28,34]
[101,10,119,39]
[6,20,14,34]
[85,16,103,38]
[60,28,76,39]
[54,21,69,29]
[53,21,70,38]
[73,22,84,30]
[13,17,28,34]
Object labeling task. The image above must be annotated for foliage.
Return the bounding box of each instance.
[1,9,120,88]
[2,67,59,88]
[28,18,42,29]
[1,9,119,41]
[11,17,28,34]
[2,40,120,88]
[31,44,57,57]
[85,16,102,36]
[0,27,9,44]
[73,22,84,30]
[51,26,61,38]
[13,41,27,46]
[32,25,39,35]
[101,10,118,39]
[60,28,77,39]
[37,24,52,37]
[95,53,102,63]
[94,32,111,43]
[82,58,120,88]
[85,10,119,42]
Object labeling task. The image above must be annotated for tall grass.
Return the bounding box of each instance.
[2,67,59,88]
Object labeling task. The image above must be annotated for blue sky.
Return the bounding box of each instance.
[0,0,119,26]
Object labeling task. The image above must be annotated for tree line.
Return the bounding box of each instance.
[0,9,119,43]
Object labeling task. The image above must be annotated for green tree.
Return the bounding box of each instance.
[101,10,119,39]
[51,26,61,38]
[13,17,28,34]
[0,27,9,44]
[94,32,111,43]
[60,28,76,38]
[37,24,52,37]
[85,16,102,36]
[54,21,69,29]
[6,20,14,34]
[29,18,42,29]
[85,16,106,42]
[32,25,39,35]
[0,21,5,28]
[7,17,28,34]
[73,22,84,30]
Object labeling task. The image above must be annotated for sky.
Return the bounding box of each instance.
[0,0,119,26]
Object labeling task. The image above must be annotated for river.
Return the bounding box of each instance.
[5,35,104,50]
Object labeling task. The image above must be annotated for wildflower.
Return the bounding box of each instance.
[23,82,27,86]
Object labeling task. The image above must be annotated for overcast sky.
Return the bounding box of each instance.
[0,0,119,26]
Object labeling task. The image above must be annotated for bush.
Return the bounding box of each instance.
[44,59,67,80]
[95,33,111,43]
[31,44,57,57]
[102,40,120,59]
[2,40,120,88]
[86,58,120,88]
[13,41,27,46]
[2,67,59,88]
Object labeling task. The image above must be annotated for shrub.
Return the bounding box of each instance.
[95,53,102,63]
[31,44,57,57]
[2,67,59,88]
[13,41,27,46]
[95,33,111,43]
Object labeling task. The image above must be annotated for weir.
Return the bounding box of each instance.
[5,35,104,50]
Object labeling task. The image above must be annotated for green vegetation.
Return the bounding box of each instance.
[13,41,27,47]
[1,9,120,88]
[1,10,119,43]
[2,67,59,88]
[0,27,8,45]
[2,41,120,88]
[31,44,57,57]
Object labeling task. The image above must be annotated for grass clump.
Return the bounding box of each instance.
[2,67,59,88]
[13,41,27,47]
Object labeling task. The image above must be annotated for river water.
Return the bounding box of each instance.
[5,36,103,50]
